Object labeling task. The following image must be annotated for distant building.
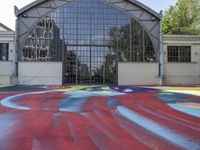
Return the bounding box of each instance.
[0,23,14,84]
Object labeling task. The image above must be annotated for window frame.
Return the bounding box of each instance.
[0,43,9,61]
[167,46,191,63]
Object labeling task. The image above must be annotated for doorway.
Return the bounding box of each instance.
[63,45,117,84]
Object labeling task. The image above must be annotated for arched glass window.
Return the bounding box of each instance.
[22,0,156,62]
[21,0,156,83]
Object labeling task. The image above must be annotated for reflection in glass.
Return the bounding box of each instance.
[0,43,9,61]
[21,0,156,84]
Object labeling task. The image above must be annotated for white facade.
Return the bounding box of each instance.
[0,23,14,85]
[118,62,159,85]
[118,35,200,85]
[18,62,62,85]
[0,23,200,85]
[163,35,200,85]
[0,61,13,84]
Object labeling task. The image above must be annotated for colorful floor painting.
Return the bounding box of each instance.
[0,85,200,150]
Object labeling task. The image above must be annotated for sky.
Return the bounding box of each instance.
[1,0,177,30]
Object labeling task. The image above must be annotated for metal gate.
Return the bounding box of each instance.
[63,45,117,84]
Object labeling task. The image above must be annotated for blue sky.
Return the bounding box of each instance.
[1,0,176,30]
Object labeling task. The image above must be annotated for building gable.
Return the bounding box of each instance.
[0,23,12,32]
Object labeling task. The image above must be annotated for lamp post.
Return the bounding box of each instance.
[159,11,163,85]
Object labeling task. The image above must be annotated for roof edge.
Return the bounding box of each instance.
[15,0,46,16]
[0,23,13,31]
[15,0,162,19]
[129,0,161,19]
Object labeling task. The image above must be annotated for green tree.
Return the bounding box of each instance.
[108,20,156,62]
[162,0,200,34]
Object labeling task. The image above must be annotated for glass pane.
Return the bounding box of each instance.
[0,43,8,61]
[21,0,156,84]
[167,46,191,62]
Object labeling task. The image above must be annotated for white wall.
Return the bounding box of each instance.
[163,35,200,85]
[0,31,15,61]
[0,28,14,85]
[18,62,62,85]
[164,63,199,85]
[0,61,12,84]
[8,42,14,61]
[118,62,159,85]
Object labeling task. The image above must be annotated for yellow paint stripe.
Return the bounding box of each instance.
[163,90,200,96]
[0,85,9,88]
[176,102,200,110]
[152,86,200,91]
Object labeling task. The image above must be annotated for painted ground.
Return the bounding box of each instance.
[0,85,200,150]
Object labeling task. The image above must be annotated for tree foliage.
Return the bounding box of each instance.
[162,0,200,34]
[108,20,156,62]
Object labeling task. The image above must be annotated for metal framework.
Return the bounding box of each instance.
[15,0,161,52]
[14,0,162,84]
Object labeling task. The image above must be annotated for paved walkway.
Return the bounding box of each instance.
[0,85,200,150]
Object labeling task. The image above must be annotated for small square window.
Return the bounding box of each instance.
[167,46,191,62]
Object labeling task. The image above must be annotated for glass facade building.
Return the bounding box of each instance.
[15,0,161,85]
